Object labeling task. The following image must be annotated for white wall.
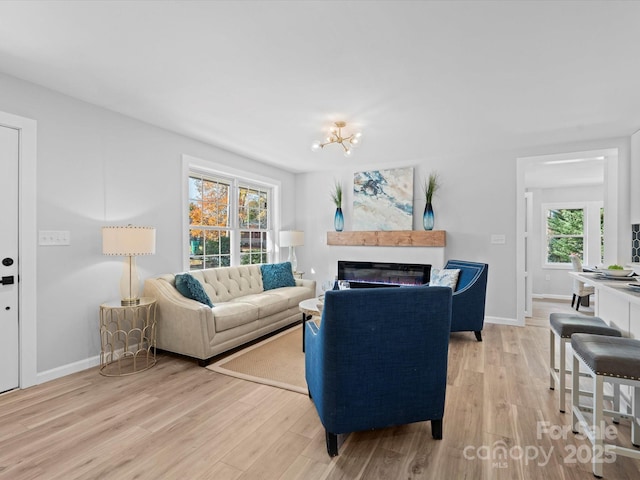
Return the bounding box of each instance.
[0,72,297,377]
[529,185,604,298]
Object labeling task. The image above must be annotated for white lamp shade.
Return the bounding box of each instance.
[279,230,304,247]
[102,226,156,256]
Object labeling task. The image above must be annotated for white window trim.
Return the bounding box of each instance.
[181,154,281,271]
[541,201,603,269]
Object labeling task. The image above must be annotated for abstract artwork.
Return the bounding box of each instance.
[353,167,414,230]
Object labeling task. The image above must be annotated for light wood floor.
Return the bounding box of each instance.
[1,299,639,479]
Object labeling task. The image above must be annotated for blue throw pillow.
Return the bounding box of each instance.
[261,262,296,290]
[175,273,214,307]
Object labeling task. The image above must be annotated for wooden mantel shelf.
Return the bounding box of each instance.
[327,230,446,247]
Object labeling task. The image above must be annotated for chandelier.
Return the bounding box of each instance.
[311,121,362,157]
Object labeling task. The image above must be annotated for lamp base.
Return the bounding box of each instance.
[288,246,298,273]
[120,298,141,306]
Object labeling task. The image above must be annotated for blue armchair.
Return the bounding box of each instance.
[443,260,488,341]
[305,286,452,456]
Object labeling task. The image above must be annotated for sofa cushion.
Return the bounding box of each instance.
[261,262,296,290]
[430,268,460,290]
[231,292,289,318]
[175,273,214,307]
[267,286,317,309]
[212,302,259,332]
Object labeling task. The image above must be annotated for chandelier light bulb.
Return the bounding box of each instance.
[344,149,353,158]
[311,141,322,152]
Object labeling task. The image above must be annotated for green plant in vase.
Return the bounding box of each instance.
[331,180,344,232]
[422,172,439,231]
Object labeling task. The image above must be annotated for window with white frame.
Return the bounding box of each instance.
[188,172,272,269]
[543,202,603,266]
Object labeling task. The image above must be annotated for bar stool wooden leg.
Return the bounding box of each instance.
[593,374,605,478]
[572,354,580,434]
[633,387,640,448]
[612,384,621,424]
[549,329,556,390]
[559,336,567,413]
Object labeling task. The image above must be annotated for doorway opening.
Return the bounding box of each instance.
[516,148,619,326]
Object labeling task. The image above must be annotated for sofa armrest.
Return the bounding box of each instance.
[297,278,317,293]
[143,277,214,360]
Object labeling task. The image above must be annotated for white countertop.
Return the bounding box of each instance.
[569,271,640,305]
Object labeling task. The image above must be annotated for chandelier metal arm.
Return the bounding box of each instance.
[311,121,360,155]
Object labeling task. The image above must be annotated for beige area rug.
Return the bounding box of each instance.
[207,326,307,394]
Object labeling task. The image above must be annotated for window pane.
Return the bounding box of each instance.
[240,231,251,253]
[239,185,268,230]
[547,209,583,235]
[190,256,204,270]
[189,229,204,262]
[547,237,583,263]
[238,207,248,228]
[189,177,202,201]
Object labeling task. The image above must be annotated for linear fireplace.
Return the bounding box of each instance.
[337,260,431,288]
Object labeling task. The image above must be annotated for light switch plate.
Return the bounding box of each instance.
[39,230,71,246]
[491,234,506,245]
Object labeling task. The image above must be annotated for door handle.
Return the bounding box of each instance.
[1,276,14,285]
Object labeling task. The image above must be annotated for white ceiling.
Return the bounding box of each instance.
[1,1,639,175]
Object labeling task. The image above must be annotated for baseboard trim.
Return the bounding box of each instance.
[532,294,572,301]
[485,315,521,327]
[36,355,100,385]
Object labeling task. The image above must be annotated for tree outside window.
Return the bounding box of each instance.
[546,208,584,264]
[189,176,231,269]
[189,174,272,269]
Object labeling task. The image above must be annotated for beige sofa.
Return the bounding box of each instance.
[143,265,316,365]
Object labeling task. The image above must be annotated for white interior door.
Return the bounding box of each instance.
[0,125,19,393]
[524,192,533,317]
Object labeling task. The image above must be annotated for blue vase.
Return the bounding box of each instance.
[423,203,434,231]
[334,207,344,232]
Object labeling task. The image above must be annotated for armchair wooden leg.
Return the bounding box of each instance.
[474,330,482,342]
[431,419,443,440]
[571,294,576,308]
[325,430,339,457]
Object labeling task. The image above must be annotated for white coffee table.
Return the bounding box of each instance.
[299,297,323,352]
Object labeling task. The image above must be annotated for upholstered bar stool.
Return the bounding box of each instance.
[549,313,621,413]
[571,334,640,478]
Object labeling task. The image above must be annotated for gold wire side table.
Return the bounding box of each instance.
[99,297,157,376]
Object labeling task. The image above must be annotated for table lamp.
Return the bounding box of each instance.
[279,230,304,273]
[102,225,156,306]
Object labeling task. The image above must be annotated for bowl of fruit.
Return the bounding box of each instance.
[602,264,634,277]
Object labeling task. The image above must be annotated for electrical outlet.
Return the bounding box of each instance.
[545,274,551,281]
[39,230,71,246]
